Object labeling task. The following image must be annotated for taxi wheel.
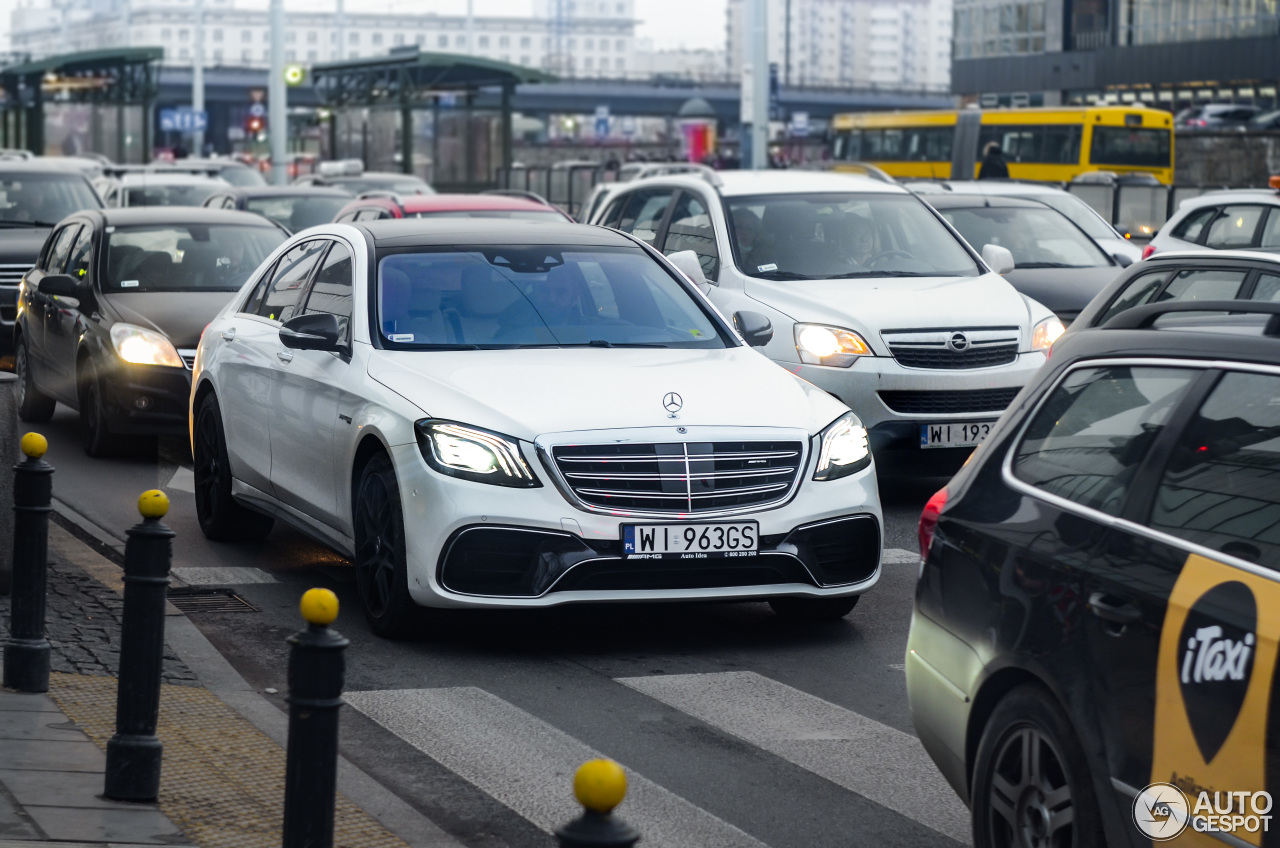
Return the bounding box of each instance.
[15,338,55,423]
[193,393,274,542]
[971,685,1105,848]
[353,453,417,639]
[768,595,859,621]
[79,363,123,458]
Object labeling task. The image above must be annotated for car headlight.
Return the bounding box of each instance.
[794,324,873,367]
[813,412,871,481]
[110,324,183,368]
[415,419,540,488]
[1031,316,1066,352]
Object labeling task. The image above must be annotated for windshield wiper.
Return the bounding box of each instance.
[753,270,815,281]
[1015,262,1088,269]
[584,340,670,348]
[0,220,41,228]
[395,343,481,350]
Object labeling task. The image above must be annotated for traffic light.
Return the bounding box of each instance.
[246,115,266,134]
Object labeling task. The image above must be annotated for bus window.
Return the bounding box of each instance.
[1089,127,1172,168]
[907,128,953,161]
[863,130,885,159]
[1042,125,1082,164]
[882,130,905,159]
[977,125,1082,164]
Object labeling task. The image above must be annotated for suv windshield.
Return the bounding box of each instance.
[377,245,728,349]
[105,224,286,292]
[0,172,101,226]
[726,193,980,280]
[940,205,1113,268]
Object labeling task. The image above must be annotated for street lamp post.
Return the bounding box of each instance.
[269,0,286,185]
[192,0,204,155]
[750,0,768,169]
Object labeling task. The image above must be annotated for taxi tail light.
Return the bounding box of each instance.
[918,486,949,561]
[1141,244,1157,260]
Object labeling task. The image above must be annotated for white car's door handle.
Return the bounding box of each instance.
[276,350,293,363]
[221,328,236,342]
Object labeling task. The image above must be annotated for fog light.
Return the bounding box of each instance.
[134,396,152,410]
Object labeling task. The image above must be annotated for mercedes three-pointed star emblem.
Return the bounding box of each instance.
[663,392,683,414]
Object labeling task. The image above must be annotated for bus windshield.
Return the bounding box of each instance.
[1089,127,1172,168]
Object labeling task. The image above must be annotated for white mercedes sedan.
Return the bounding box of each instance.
[189,219,883,637]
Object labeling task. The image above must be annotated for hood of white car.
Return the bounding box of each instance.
[367,346,846,441]
[744,272,1045,350]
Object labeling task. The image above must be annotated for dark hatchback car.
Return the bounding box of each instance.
[925,194,1128,324]
[0,164,104,353]
[15,208,286,455]
[907,300,1280,847]
[201,186,350,234]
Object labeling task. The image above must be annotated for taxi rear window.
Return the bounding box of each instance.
[1014,365,1199,515]
[1149,370,1280,568]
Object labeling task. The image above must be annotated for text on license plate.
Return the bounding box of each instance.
[920,421,995,449]
[623,522,759,559]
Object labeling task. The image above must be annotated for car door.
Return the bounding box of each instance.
[268,239,354,526]
[217,239,327,496]
[26,222,82,376]
[44,223,97,399]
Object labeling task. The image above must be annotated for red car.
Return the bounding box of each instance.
[331,193,573,223]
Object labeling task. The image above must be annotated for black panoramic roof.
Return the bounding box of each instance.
[361,218,631,249]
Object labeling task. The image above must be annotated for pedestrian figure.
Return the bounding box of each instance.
[978,142,1009,180]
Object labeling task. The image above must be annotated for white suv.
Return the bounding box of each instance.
[190,219,883,637]
[590,171,1063,474]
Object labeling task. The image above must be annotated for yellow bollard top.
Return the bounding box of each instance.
[138,489,170,519]
[300,588,339,626]
[573,759,627,815]
[20,432,47,459]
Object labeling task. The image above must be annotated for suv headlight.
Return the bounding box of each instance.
[415,420,539,488]
[1031,317,1065,352]
[794,324,872,367]
[110,324,183,368]
[813,412,871,481]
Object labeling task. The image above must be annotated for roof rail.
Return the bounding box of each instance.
[1102,300,1280,336]
[835,161,898,185]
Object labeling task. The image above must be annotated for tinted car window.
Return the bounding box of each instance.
[1161,268,1248,301]
[66,226,93,281]
[1205,205,1266,249]
[1253,274,1280,302]
[1171,206,1218,243]
[377,245,726,348]
[0,173,101,225]
[246,195,349,232]
[662,192,719,279]
[45,224,81,273]
[1014,366,1199,515]
[615,190,674,246]
[303,242,353,343]
[1261,209,1280,250]
[105,225,285,293]
[1096,271,1171,324]
[1150,371,1280,568]
[256,240,327,321]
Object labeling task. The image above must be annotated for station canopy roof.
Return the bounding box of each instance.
[312,48,555,107]
[1,47,164,78]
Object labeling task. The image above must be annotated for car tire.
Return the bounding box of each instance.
[768,595,859,621]
[971,684,1106,848]
[193,393,274,542]
[15,337,55,423]
[353,453,417,639]
[79,362,123,458]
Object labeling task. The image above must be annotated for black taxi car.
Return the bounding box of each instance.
[907,298,1280,847]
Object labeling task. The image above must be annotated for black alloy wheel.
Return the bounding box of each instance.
[15,338,55,423]
[768,595,859,621]
[972,685,1105,848]
[79,361,122,458]
[192,393,274,541]
[353,453,417,638]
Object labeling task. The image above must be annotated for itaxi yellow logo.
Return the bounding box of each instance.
[1150,554,1280,846]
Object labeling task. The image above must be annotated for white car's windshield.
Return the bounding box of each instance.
[941,205,1113,269]
[726,193,980,280]
[378,245,728,349]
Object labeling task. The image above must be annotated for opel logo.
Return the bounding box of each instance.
[947,332,970,352]
[663,392,683,413]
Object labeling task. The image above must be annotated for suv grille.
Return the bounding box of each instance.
[879,388,1020,414]
[551,441,804,514]
[882,327,1020,370]
[0,264,29,288]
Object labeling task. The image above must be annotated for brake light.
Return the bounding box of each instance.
[1142,244,1157,260]
[918,486,949,561]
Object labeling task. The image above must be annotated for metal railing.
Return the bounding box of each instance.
[1065,181,1245,237]
[496,163,602,218]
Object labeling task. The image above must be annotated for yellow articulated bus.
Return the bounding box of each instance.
[830,106,1175,184]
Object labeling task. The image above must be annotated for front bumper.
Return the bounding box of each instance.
[99,358,193,436]
[389,432,884,609]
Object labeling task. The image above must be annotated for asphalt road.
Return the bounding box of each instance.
[33,404,962,848]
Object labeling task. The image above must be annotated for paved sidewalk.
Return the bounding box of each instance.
[0,522,457,848]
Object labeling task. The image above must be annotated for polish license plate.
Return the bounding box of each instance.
[622,522,759,559]
[920,421,996,449]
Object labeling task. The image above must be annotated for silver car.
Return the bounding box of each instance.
[591,170,1063,475]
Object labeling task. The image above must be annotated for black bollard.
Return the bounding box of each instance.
[3,433,55,693]
[104,490,175,802]
[556,760,640,848]
[283,588,348,848]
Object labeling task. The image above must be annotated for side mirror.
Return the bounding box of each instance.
[280,312,343,352]
[1111,251,1135,268]
[38,273,82,298]
[666,250,713,289]
[733,310,773,347]
[982,243,1015,275]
